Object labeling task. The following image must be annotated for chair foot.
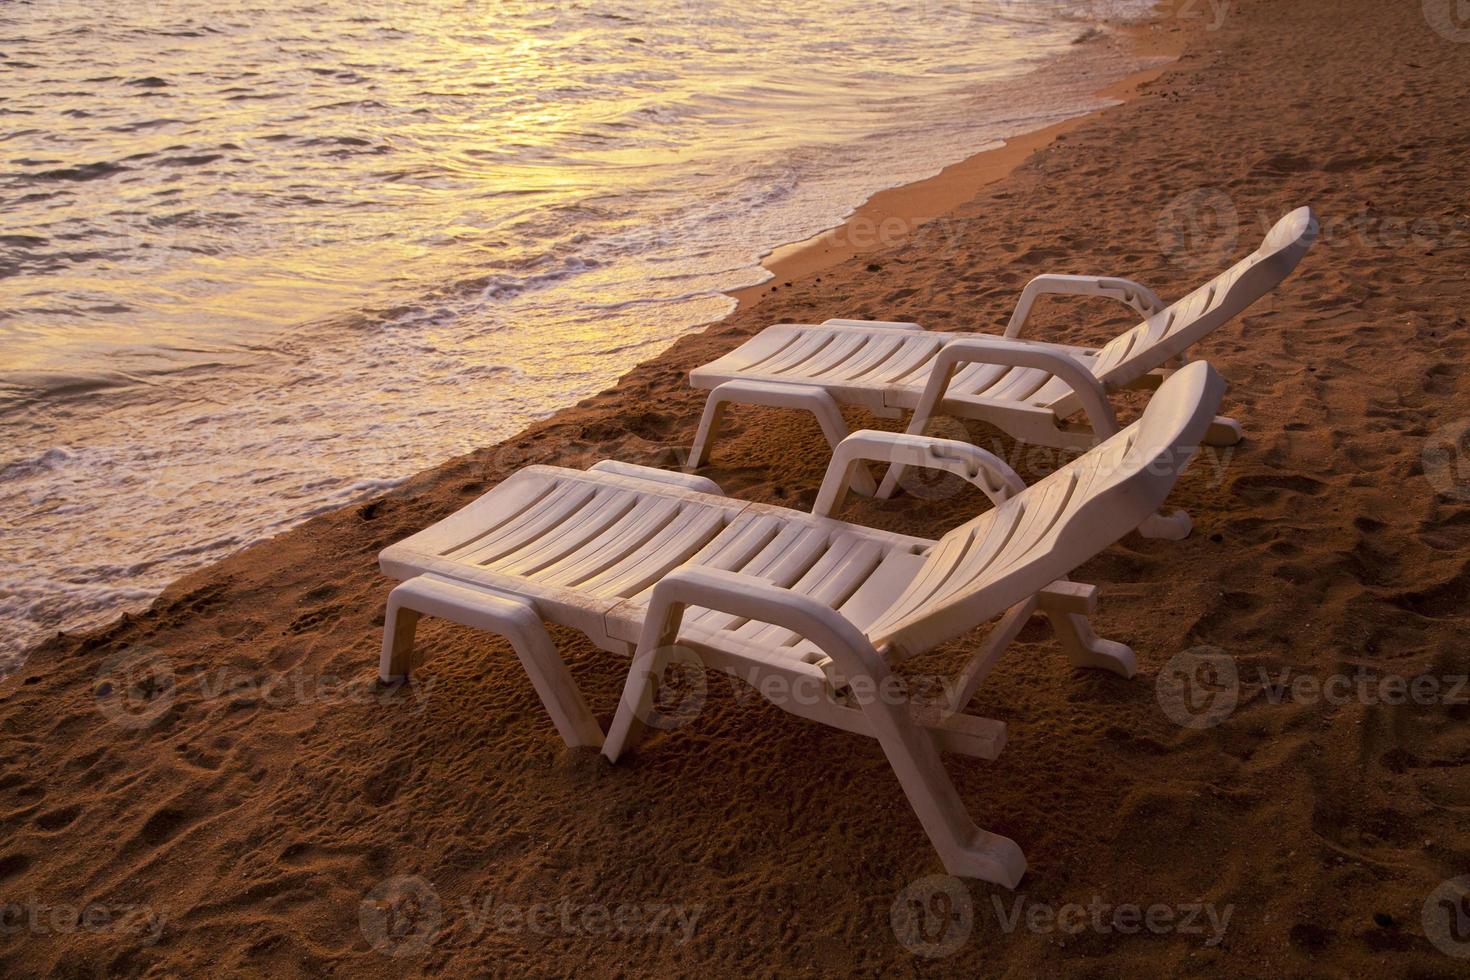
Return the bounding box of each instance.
[1138,507,1192,540]
[601,712,644,763]
[1042,608,1137,678]
[939,831,1028,889]
[876,723,1031,889]
[1204,415,1243,447]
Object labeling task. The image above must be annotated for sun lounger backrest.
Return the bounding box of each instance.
[1087,207,1318,390]
[865,361,1227,657]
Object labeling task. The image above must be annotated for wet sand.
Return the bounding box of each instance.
[4,0,1470,974]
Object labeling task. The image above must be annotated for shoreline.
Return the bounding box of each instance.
[6,0,1470,973]
[728,15,1185,311]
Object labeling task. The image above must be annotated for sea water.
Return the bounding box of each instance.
[0,0,1158,672]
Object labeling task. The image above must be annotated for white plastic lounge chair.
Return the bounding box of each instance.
[688,206,1316,497]
[376,362,1226,887]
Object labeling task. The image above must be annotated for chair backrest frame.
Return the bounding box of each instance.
[1088,206,1318,390]
[867,361,1228,658]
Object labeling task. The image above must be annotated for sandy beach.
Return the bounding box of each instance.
[4,0,1470,974]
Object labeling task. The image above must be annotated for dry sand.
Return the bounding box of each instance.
[4,0,1470,974]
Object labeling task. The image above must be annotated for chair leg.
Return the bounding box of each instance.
[1032,581,1135,677]
[605,572,1027,886]
[380,593,424,682]
[688,391,729,471]
[945,598,1036,715]
[608,646,1028,884]
[493,600,606,750]
[690,381,877,494]
[603,643,683,761]
[378,576,604,749]
[863,702,1027,887]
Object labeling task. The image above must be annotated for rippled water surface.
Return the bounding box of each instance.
[0,0,1154,670]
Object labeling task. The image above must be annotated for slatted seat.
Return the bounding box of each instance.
[381,468,932,652]
[688,207,1317,468]
[377,362,1227,888]
[695,322,1103,416]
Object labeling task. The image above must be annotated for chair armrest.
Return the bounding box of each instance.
[875,338,1117,498]
[638,566,886,685]
[589,460,724,495]
[1004,274,1166,339]
[814,430,1025,517]
[821,318,925,331]
[926,338,1118,437]
[604,565,891,759]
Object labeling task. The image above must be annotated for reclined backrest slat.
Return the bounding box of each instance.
[866,361,1227,658]
[1086,207,1317,391]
